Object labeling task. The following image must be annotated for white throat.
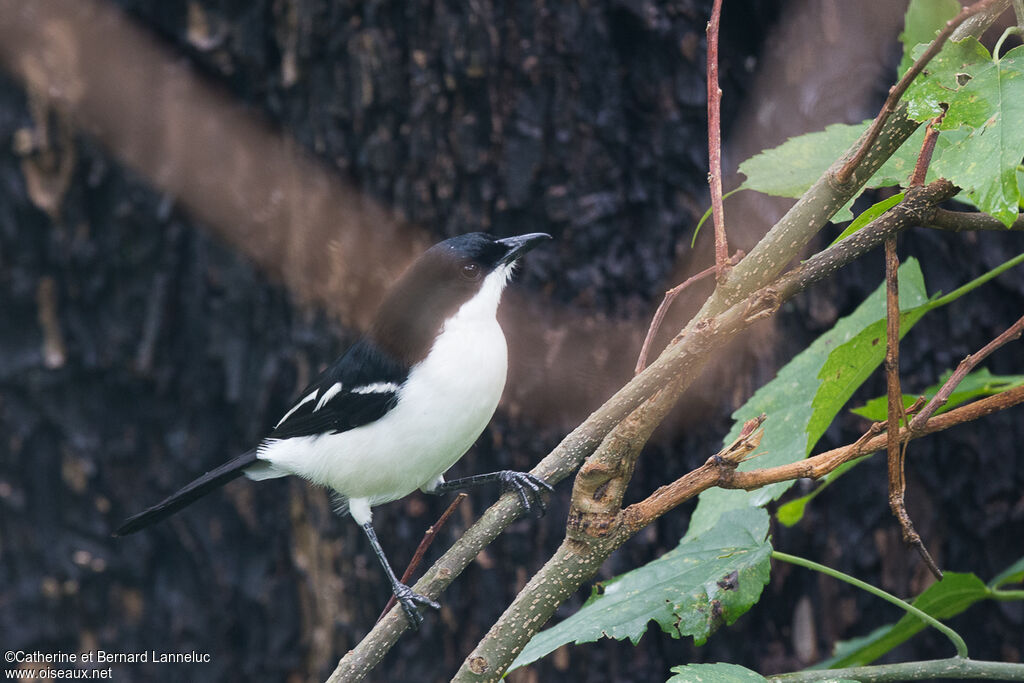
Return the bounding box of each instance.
[442,264,512,331]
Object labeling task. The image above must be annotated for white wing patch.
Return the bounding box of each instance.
[351,382,400,395]
[275,389,318,428]
[314,382,344,411]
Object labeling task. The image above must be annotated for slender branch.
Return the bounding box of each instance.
[377,493,467,622]
[834,0,1001,184]
[632,384,1024,526]
[772,552,967,657]
[636,264,716,375]
[770,657,1024,682]
[635,250,743,374]
[907,313,1024,431]
[909,114,944,186]
[719,384,1024,492]
[927,208,1024,232]
[621,416,765,529]
[706,0,728,280]
[883,235,941,579]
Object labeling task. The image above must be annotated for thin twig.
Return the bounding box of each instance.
[715,383,1024,494]
[835,0,1001,185]
[376,493,468,622]
[908,313,1024,432]
[635,250,743,374]
[624,383,1024,530]
[909,113,945,186]
[706,0,729,280]
[769,656,1024,682]
[883,236,941,579]
[927,208,1024,231]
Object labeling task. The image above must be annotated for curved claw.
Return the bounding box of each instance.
[498,471,553,517]
[393,582,440,630]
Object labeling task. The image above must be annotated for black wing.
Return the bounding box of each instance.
[267,338,408,440]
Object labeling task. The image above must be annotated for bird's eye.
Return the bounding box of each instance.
[461,262,481,280]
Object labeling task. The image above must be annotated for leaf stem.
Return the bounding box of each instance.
[770,657,1024,682]
[993,25,1023,61]
[771,551,968,658]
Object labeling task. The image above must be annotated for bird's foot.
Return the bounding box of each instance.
[393,582,440,630]
[497,471,553,517]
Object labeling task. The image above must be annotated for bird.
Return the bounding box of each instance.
[115,231,553,628]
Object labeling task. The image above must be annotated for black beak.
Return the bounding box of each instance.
[496,233,552,265]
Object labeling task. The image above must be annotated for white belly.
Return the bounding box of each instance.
[257,317,508,507]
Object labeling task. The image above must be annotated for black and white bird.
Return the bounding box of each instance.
[115,232,552,628]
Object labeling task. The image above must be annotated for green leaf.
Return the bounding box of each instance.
[933,45,1024,226]
[738,123,866,199]
[685,260,930,540]
[508,509,772,673]
[1018,165,1024,209]
[666,663,767,682]
[818,572,995,669]
[850,368,1024,422]
[736,122,927,221]
[830,193,905,247]
[904,38,992,121]
[899,0,963,78]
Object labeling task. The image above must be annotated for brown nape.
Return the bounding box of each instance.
[367,246,484,366]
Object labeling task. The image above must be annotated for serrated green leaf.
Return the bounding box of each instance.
[737,122,926,222]
[851,368,1024,422]
[685,261,929,540]
[666,663,767,682]
[830,193,905,247]
[899,0,963,78]
[932,45,1024,226]
[817,572,993,669]
[508,509,772,673]
[738,123,866,199]
[905,38,992,121]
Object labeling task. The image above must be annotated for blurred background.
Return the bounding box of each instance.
[1,0,1022,681]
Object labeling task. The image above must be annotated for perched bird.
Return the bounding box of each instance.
[115,232,553,627]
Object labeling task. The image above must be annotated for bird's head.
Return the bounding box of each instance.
[370,232,551,364]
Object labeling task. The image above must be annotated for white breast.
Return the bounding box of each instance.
[255,267,511,512]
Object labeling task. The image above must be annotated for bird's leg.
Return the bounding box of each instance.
[360,521,440,629]
[428,471,553,517]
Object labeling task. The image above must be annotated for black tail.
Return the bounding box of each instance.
[114,449,258,536]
